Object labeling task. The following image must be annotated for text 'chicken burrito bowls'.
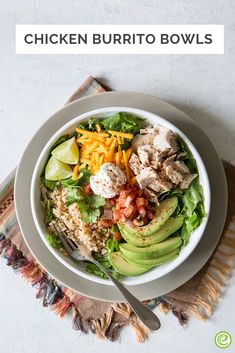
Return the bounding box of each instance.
[34,108,210,284]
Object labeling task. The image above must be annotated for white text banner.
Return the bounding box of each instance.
[16,25,224,54]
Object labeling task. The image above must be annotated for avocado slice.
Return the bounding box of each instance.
[119,236,182,260]
[108,252,151,276]
[123,248,180,267]
[118,197,178,237]
[120,216,184,247]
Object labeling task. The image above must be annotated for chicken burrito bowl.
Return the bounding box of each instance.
[31,107,210,285]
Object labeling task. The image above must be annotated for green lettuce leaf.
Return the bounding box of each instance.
[46,233,61,248]
[158,187,183,202]
[106,238,120,253]
[158,188,184,216]
[41,177,56,191]
[46,199,53,222]
[102,112,145,134]
[41,198,53,223]
[180,179,206,245]
[85,263,109,279]
[85,253,120,279]
[158,171,205,245]
[60,178,82,189]
[119,138,132,150]
[61,168,91,189]
[177,138,197,172]
[77,168,92,185]
[78,118,104,132]
[95,254,112,269]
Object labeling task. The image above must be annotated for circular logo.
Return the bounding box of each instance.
[214,331,232,349]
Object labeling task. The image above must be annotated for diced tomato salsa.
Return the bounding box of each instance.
[112,184,155,226]
[100,184,155,230]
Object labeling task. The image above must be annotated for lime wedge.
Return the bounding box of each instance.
[45,156,73,181]
[51,137,79,164]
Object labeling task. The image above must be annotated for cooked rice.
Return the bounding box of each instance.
[42,186,111,253]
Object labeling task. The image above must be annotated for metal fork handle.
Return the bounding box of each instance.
[53,225,160,330]
[93,259,161,331]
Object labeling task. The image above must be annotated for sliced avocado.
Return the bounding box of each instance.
[108,252,151,276]
[118,197,178,237]
[123,248,180,267]
[119,236,182,260]
[120,216,184,247]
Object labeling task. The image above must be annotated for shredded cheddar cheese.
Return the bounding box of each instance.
[123,149,131,182]
[75,127,133,174]
[131,176,137,185]
[109,130,134,139]
[76,128,109,137]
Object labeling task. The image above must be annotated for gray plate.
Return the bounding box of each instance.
[14,92,227,302]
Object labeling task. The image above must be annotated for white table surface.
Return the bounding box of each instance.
[0,1,235,352]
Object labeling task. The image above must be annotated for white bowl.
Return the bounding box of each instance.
[30,107,211,286]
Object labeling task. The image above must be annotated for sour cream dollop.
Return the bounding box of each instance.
[90,163,126,198]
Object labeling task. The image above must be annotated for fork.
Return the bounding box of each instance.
[53,225,161,331]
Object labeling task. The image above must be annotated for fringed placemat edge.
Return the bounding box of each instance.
[157,215,235,324]
[185,215,235,320]
[0,233,150,342]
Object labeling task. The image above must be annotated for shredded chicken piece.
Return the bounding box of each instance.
[143,188,159,204]
[130,124,198,198]
[137,145,152,166]
[136,167,158,189]
[148,177,172,193]
[131,134,154,152]
[163,159,196,187]
[180,174,198,189]
[140,126,154,135]
[129,153,144,175]
[153,125,178,155]
[165,164,183,184]
[150,150,167,168]
[174,160,190,174]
